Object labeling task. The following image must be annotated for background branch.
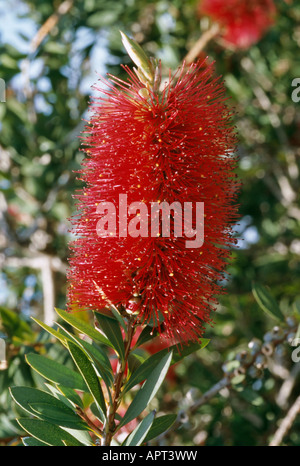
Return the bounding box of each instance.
[184,23,220,64]
[269,395,300,446]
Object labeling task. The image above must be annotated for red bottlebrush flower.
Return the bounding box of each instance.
[67,53,239,344]
[198,0,276,49]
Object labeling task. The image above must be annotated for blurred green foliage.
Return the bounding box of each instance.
[0,0,300,446]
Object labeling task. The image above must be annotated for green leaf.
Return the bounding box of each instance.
[134,325,159,348]
[29,402,85,428]
[7,98,28,123]
[31,317,69,346]
[143,414,177,443]
[44,383,78,410]
[120,31,153,83]
[17,418,84,446]
[22,437,48,446]
[67,341,106,421]
[92,302,127,333]
[107,306,128,333]
[10,386,66,415]
[171,339,210,364]
[0,306,34,341]
[55,320,114,389]
[295,323,300,341]
[293,298,300,315]
[79,338,113,376]
[123,350,168,394]
[10,386,86,430]
[122,411,155,446]
[87,8,123,28]
[25,353,87,391]
[252,283,285,321]
[0,414,21,439]
[75,339,114,391]
[94,311,125,360]
[119,351,173,428]
[61,428,94,446]
[124,339,209,394]
[44,42,67,55]
[55,308,112,348]
[127,350,144,376]
[141,311,165,328]
[56,386,84,409]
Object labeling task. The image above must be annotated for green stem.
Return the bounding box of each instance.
[102,316,136,446]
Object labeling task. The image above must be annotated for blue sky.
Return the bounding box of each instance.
[0,0,37,53]
[0,0,109,96]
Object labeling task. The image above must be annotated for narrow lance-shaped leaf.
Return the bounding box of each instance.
[25,353,87,391]
[31,317,69,346]
[120,31,154,83]
[92,284,128,334]
[17,418,83,446]
[122,410,155,446]
[118,350,173,428]
[55,307,112,348]
[22,437,48,447]
[134,325,159,348]
[67,341,106,421]
[124,339,209,394]
[54,320,114,390]
[0,306,34,340]
[56,385,84,409]
[94,311,125,361]
[143,414,177,443]
[252,283,285,321]
[44,383,79,410]
[29,403,85,427]
[10,386,86,430]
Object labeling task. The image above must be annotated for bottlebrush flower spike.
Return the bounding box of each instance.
[198,0,276,50]
[67,34,239,344]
